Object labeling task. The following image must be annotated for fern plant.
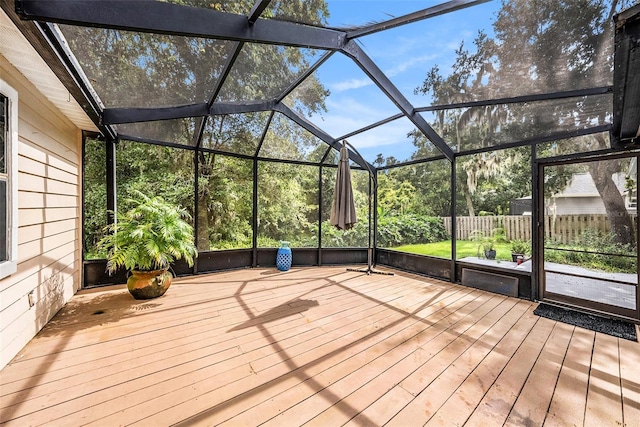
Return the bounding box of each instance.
[99,192,197,273]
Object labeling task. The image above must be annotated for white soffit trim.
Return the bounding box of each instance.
[0,10,97,132]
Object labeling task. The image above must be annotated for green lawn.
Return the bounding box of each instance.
[392,240,513,261]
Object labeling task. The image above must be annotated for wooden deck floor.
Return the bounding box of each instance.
[1,266,639,426]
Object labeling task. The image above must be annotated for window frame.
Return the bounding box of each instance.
[0,79,18,279]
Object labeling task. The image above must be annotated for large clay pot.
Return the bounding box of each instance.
[127,269,172,300]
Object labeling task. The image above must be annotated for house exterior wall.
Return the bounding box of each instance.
[552,196,607,215]
[0,56,82,370]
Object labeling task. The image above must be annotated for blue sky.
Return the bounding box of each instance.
[306,0,501,163]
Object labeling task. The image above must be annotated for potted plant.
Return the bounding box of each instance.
[470,230,496,260]
[482,239,497,260]
[510,239,529,262]
[99,192,197,299]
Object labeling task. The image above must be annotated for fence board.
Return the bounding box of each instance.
[442,214,636,243]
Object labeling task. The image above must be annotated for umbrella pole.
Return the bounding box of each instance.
[343,141,394,276]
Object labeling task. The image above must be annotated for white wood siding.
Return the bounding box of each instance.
[0,56,82,370]
[554,196,607,215]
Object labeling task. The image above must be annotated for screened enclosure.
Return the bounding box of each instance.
[7,0,640,321]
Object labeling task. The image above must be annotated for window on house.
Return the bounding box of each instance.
[0,80,18,279]
[1,94,6,261]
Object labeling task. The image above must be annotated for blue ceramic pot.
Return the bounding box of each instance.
[276,241,292,271]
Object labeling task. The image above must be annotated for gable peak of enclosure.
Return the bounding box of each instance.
[7,0,637,167]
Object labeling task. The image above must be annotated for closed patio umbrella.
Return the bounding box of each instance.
[330,140,357,230]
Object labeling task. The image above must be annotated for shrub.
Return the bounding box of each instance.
[544,228,636,273]
[377,214,448,247]
[510,239,530,254]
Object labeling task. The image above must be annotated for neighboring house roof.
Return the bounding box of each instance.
[552,172,627,198]
[0,11,96,131]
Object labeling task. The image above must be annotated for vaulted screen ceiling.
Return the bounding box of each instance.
[8,0,631,169]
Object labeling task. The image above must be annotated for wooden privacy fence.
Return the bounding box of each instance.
[442,214,637,244]
[443,215,532,241]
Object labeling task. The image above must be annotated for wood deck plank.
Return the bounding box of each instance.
[584,333,624,427]
[503,321,574,427]
[386,298,526,426]
[188,288,482,426]
[135,276,465,426]
[423,302,538,427]
[544,327,595,427]
[396,296,512,397]
[305,298,517,427]
[1,271,392,396]
[14,289,400,424]
[0,266,636,427]
[1,272,396,420]
[619,327,640,427]
[81,275,423,425]
[266,292,504,427]
[462,315,556,427]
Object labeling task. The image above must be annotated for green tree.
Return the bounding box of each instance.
[415,0,637,248]
[489,0,636,245]
[74,2,334,253]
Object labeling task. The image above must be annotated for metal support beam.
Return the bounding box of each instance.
[341,41,454,162]
[248,0,271,25]
[42,22,117,139]
[16,0,346,49]
[195,41,244,148]
[252,158,259,267]
[276,51,335,103]
[209,42,244,104]
[117,134,197,151]
[102,101,277,125]
[531,144,539,301]
[273,102,374,171]
[254,111,275,157]
[376,154,447,171]
[105,139,117,225]
[336,113,404,141]
[102,103,209,125]
[193,149,199,274]
[347,0,491,39]
[211,100,276,115]
[450,155,457,281]
[457,124,612,158]
[318,164,323,266]
[332,87,612,146]
[416,86,613,112]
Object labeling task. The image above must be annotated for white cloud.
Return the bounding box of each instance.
[348,118,414,149]
[385,54,438,77]
[329,77,374,92]
[307,95,399,139]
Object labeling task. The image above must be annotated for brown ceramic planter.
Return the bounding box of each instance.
[127,269,172,299]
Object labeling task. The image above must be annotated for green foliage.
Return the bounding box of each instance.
[99,192,197,272]
[510,239,530,255]
[197,153,253,250]
[492,224,508,244]
[322,219,368,248]
[545,229,637,273]
[322,213,448,249]
[469,229,495,255]
[414,0,633,218]
[83,139,108,259]
[377,162,451,217]
[377,215,448,248]
[257,162,319,247]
